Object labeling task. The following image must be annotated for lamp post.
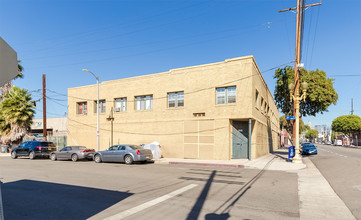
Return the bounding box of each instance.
[82,69,100,152]
[289,81,308,163]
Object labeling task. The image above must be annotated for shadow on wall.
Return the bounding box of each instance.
[2,179,133,220]
[267,118,274,153]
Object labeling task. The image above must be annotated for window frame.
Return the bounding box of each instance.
[114,97,127,112]
[77,102,88,115]
[167,91,184,108]
[94,99,106,113]
[216,86,236,105]
[135,95,153,111]
[255,90,259,109]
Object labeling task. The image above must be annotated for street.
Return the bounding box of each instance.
[0,157,299,220]
[309,144,361,219]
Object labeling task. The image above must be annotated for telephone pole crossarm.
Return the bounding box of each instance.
[279,2,322,13]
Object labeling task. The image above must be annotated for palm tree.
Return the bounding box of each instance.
[0,60,24,101]
[0,87,35,144]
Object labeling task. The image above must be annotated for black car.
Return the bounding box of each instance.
[11,141,57,160]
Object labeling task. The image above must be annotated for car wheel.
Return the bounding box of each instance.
[124,155,133,165]
[11,151,17,159]
[71,154,78,162]
[29,151,35,160]
[94,154,102,163]
[50,153,57,161]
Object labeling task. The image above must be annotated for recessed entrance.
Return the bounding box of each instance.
[231,121,249,159]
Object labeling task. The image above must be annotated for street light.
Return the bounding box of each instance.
[289,81,308,163]
[82,69,100,152]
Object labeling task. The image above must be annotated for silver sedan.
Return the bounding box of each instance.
[93,145,153,165]
[50,146,95,162]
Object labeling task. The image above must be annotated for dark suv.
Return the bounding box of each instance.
[11,141,57,160]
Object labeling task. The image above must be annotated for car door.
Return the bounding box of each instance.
[102,145,118,162]
[113,146,126,162]
[57,147,69,159]
[16,143,27,156]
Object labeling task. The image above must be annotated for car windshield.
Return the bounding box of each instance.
[128,145,143,150]
[303,145,316,149]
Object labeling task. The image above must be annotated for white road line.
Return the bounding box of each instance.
[104,184,198,220]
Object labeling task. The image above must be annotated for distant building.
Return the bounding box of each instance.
[30,117,67,136]
[67,56,280,160]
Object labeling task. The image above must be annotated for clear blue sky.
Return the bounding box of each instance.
[1,0,360,127]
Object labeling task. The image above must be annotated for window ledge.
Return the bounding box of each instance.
[215,103,237,107]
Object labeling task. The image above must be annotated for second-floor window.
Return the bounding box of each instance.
[77,102,87,115]
[94,100,106,113]
[114,98,127,112]
[216,86,236,105]
[135,95,153,111]
[168,92,184,108]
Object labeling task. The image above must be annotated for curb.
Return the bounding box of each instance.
[168,161,245,168]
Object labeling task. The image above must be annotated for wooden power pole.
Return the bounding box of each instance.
[279,0,322,140]
[42,74,47,141]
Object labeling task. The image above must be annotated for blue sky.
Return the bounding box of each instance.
[1,0,360,127]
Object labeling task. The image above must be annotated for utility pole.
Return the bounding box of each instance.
[42,74,47,141]
[351,98,354,115]
[107,107,115,146]
[279,0,322,163]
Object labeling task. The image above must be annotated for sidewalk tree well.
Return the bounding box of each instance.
[331,115,361,139]
[274,66,338,141]
[306,129,319,140]
[0,86,35,144]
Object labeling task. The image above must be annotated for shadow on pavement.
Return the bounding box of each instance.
[2,179,133,220]
[184,158,276,219]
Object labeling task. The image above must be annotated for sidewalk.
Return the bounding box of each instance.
[0,153,10,157]
[155,148,306,171]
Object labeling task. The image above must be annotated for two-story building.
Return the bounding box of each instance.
[67,55,280,160]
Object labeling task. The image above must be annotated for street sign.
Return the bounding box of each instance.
[286,116,296,120]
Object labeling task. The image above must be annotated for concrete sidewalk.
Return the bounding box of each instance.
[155,148,306,171]
[0,153,10,157]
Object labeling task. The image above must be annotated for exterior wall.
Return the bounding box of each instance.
[68,56,279,160]
[250,61,280,159]
[31,117,68,136]
[0,37,18,87]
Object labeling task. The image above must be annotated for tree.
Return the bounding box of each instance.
[274,66,338,141]
[306,129,319,140]
[331,115,361,139]
[0,87,35,144]
[280,115,308,136]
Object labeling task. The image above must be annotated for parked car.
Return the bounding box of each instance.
[11,141,57,160]
[93,145,153,165]
[50,146,95,162]
[301,144,318,155]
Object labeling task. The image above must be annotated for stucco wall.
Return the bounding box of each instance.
[68,56,279,160]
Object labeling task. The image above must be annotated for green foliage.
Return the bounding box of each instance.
[279,115,307,136]
[306,129,319,139]
[274,66,338,117]
[331,115,361,137]
[0,87,35,143]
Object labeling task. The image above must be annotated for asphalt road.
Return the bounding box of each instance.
[309,144,361,220]
[0,156,299,220]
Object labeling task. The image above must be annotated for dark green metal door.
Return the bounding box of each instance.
[232,121,248,159]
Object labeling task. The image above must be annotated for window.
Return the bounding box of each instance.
[77,102,87,115]
[94,100,106,113]
[115,98,127,112]
[135,95,153,110]
[216,86,236,105]
[168,92,184,108]
[255,90,259,108]
[264,102,267,114]
[261,97,264,112]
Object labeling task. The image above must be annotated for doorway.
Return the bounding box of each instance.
[231,121,249,159]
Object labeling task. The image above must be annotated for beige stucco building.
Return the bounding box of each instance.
[68,55,280,160]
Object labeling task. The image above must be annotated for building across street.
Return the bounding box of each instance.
[67,55,280,160]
